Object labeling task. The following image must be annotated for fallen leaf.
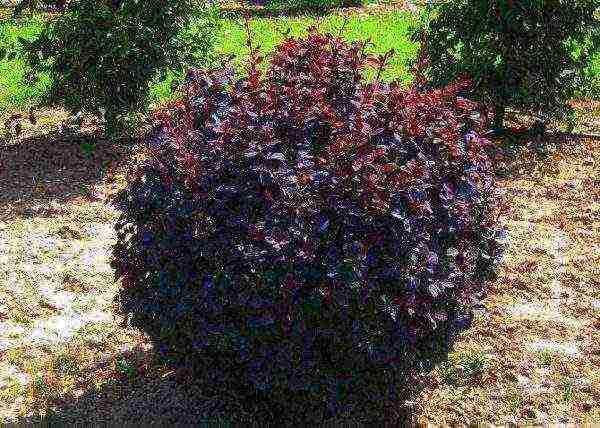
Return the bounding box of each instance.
[39,301,61,313]
[57,225,85,240]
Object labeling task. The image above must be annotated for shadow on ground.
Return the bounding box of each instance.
[0,129,139,218]
[218,4,375,19]
[492,131,597,180]
[9,343,428,426]
[6,310,469,426]
[4,306,474,426]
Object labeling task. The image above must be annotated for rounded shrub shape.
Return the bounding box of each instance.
[414,0,600,129]
[21,0,220,135]
[110,28,506,417]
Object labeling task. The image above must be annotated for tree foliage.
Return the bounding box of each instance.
[19,0,220,136]
[414,0,600,129]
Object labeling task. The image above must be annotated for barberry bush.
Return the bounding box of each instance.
[110,27,506,419]
[19,0,220,137]
[414,0,600,130]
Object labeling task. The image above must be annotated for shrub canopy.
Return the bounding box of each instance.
[111,28,506,418]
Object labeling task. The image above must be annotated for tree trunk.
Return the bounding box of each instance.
[104,109,120,139]
[493,104,506,130]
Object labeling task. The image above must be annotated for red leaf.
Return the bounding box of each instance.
[381,163,395,174]
[365,56,380,68]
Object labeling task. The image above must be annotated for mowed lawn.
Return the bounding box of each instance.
[2,6,600,117]
[0,7,421,116]
[0,13,51,114]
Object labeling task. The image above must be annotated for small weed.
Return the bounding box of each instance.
[31,373,49,393]
[52,352,80,377]
[26,371,61,406]
[439,351,489,386]
[458,351,488,380]
[536,349,555,367]
[55,225,85,241]
[560,379,575,402]
[79,184,95,198]
[6,329,24,340]
[504,388,524,414]
[438,360,459,385]
[6,348,26,367]
[0,379,24,402]
[10,309,34,328]
[72,321,114,348]
[115,357,137,381]
[79,142,96,159]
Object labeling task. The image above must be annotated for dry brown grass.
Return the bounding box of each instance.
[0,104,599,425]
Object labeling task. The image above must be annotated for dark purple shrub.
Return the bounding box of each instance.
[110,27,505,419]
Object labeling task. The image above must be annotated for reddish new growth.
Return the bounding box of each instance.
[111,27,506,411]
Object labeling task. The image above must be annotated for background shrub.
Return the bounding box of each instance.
[414,0,600,130]
[19,0,220,136]
[262,0,365,11]
[10,0,68,16]
[579,51,600,100]
[110,28,505,419]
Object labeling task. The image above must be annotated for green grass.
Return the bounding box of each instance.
[438,350,489,386]
[1,6,599,116]
[0,12,46,53]
[560,378,575,402]
[0,12,51,114]
[2,9,420,114]
[148,70,182,107]
[585,51,600,98]
[211,9,420,82]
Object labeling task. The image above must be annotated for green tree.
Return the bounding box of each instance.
[413,0,600,132]
[19,0,220,138]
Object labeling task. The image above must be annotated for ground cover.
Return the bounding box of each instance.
[0,103,598,425]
